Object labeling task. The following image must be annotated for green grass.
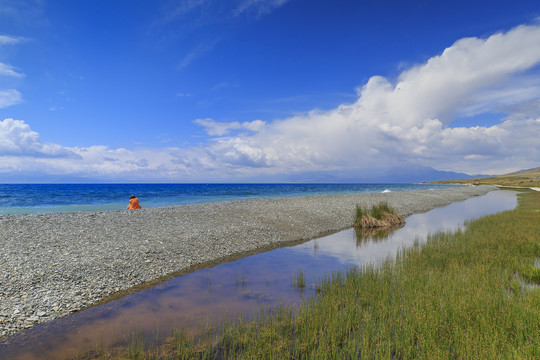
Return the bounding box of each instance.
[355,201,396,221]
[436,176,540,188]
[433,167,540,187]
[84,191,540,359]
[292,269,306,291]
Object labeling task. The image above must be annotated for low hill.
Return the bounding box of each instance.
[505,166,540,177]
[434,166,540,187]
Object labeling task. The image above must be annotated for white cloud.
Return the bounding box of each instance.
[3,23,540,181]
[0,34,26,108]
[234,0,290,18]
[161,0,291,70]
[0,89,22,108]
[209,137,269,167]
[0,0,46,26]
[190,23,540,176]
[178,38,220,70]
[0,63,24,77]
[0,34,26,45]
[0,118,77,157]
[162,0,289,23]
[194,118,265,136]
[384,25,540,127]
[166,0,209,18]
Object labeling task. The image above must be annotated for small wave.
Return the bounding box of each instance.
[382,189,391,193]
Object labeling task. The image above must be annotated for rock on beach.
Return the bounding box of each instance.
[0,185,496,338]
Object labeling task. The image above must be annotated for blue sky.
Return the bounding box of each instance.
[1,0,540,182]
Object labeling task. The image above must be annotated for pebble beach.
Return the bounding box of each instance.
[0,185,496,338]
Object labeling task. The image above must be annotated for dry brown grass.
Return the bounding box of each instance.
[356,212,405,228]
[353,202,405,230]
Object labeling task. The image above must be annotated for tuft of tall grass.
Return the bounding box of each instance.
[355,201,396,222]
[292,269,306,291]
[128,332,144,359]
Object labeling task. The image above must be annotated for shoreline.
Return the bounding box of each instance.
[0,185,496,338]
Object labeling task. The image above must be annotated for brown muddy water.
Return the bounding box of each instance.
[0,190,518,360]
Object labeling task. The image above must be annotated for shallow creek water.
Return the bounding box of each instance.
[1,190,517,360]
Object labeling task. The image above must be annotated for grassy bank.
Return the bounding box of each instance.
[434,167,540,187]
[87,191,540,359]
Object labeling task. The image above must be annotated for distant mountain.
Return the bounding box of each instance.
[0,165,495,184]
[280,166,484,183]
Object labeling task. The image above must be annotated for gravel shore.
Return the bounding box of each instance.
[0,185,496,338]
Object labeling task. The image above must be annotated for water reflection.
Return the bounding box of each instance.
[354,224,405,243]
[0,190,517,360]
[294,190,518,268]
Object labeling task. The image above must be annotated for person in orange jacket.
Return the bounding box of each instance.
[127,195,142,209]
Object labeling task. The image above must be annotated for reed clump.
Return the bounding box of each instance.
[353,201,405,229]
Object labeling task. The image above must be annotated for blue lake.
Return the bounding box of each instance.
[0,183,459,215]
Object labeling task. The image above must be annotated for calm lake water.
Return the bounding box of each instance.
[0,190,517,360]
[0,183,458,215]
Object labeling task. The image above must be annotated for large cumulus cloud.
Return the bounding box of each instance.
[195,24,540,176]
